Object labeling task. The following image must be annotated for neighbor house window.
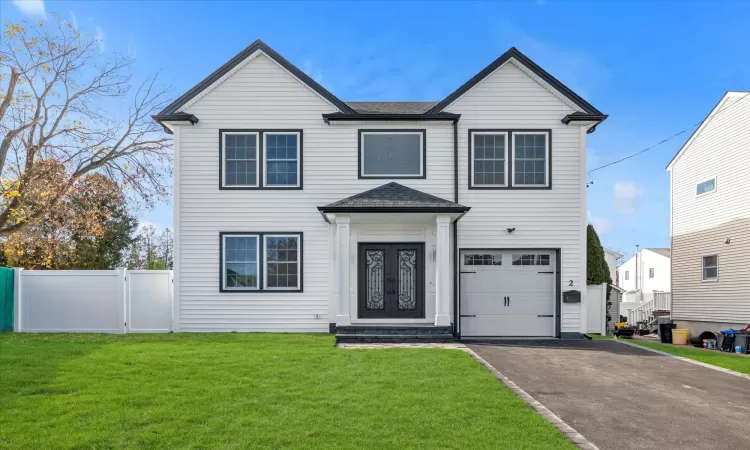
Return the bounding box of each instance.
[359,130,425,178]
[702,255,718,281]
[512,132,549,187]
[222,132,259,187]
[696,177,716,196]
[512,254,550,266]
[470,132,508,187]
[649,268,654,278]
[221,232,302,292]
[464,254,502,266]
[264,132,300,187]
[625,271,630,281]
[220,130,302,189]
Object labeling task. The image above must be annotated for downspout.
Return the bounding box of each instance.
[452,118,459,337]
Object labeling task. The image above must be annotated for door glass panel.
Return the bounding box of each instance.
[397,249,417,310]
[365,250,385,310]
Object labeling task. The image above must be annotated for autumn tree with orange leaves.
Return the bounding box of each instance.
[0,14,171,237]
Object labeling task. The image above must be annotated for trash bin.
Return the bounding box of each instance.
[659,323,676,343]
[672,329,689,345]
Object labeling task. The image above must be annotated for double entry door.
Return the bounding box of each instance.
[358,243,425,319]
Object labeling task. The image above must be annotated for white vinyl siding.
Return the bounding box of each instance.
[446,59,586,333]
[175,52,454,332]
[670,92,750,324]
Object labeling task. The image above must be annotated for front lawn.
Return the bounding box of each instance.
[627,339,750,375]
[0,333,572,449]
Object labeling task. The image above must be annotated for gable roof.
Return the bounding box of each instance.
[424,47,604,116]
[666,91,750,170]
[645,248,670,258]
[318,182,469,213]
[157,40,356,116]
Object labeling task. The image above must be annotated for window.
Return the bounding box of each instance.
[513,132,549,187]
[696,177,716,196]
[702,255,718,281]
[464,254,502,266]
[512,254,550,266]
[220,130,302,189]
[222,234,259,290]
[649,268,654,278]
[220,232,302,292]
[624,271,630,281]
[470,132,508,187]
[222,132,259,187]
[264,132,300,187]
[264,235,301,289]
[359,130,425,178]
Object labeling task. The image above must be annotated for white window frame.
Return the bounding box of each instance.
[511,131,550,188]
[360,131,424,178]
[624,271,630,281]
[649,268,654,279]
[470,132,509,187]
[222,131,260,188]
[696,176,717,197]
[263,132,301,188]
[701,254,718,282]
[222,234,260,291]
[263,234,302,290]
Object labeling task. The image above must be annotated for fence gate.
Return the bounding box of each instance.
[126,270,173,333]
[0,267,13,331]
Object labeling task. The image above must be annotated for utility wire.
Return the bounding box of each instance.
[587,92,750,186]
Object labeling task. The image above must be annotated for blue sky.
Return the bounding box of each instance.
[4,0,750,260]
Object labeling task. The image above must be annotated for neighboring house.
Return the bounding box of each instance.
[153,40,606,339]
[666,91,750,335]
[603,247,623,284]
[617,248,671,293]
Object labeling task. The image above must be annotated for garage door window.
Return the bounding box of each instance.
[512,254,550,266]
[464,254,502,266]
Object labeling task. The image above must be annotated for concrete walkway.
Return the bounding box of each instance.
[468,339,750,450]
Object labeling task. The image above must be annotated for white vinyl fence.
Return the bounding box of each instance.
[14,268,172,333]
[585,283,607,335]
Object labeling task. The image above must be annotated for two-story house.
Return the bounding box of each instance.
[153,40,606,340]
[667,91,750,335]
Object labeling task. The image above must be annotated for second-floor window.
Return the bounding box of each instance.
[696,177,716,196]
[470,130,550,189]
[220,130,302,189]
[624,271,630,281]
[359,130,425,178]
[649,268,654,278]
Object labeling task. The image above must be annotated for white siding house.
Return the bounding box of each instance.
[154,41,606,339]
[616,248,671,293]
[667,91,750,335]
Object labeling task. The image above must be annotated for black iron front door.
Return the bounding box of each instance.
[358,243,425,319]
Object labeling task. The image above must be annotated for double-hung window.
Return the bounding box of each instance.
[702,255,718,281]
[470,130,550,188]
[221,232,302,292]
[359,130,425,178]
[220,130,302,189]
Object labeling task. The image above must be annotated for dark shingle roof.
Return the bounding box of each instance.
[318,182,469,212]
[345,102,439,114]
[646,248,671,258]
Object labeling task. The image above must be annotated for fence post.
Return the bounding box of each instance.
[118,267,127,334]
[13,268,22,332]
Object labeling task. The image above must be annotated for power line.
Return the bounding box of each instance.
[587,92,750,186]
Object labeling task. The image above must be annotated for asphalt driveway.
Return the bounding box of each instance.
[468,340,750,450]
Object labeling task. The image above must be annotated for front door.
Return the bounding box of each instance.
[358,243,425,319]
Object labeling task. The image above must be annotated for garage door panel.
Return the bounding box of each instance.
[462,315,553,337]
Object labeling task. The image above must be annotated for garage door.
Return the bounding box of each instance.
[460,250,555,337]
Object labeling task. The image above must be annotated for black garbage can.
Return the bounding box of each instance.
[659,323,676,343]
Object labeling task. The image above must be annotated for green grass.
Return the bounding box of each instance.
[586,334,611,340]
[0,333,573,449]
[627,339,750,375]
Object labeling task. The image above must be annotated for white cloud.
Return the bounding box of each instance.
[12,0,46,17]
[614,181,643,215]
[95,26,106,53]
[69,10,78,29]
[588,210,613,235]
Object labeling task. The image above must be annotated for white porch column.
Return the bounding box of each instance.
[335,215,352,326]
[435,215,451,326]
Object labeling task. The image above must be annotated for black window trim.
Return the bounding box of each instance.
[219,129,304,190]
[358,129,427,179]
[468,129,552,190]
[219,231,304,293]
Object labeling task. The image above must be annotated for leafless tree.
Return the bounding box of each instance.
[0,15,172,236]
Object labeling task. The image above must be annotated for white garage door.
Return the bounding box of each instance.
[460,250,555,337]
